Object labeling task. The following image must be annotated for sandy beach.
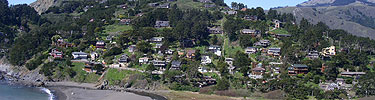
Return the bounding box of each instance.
[46,82,153,100]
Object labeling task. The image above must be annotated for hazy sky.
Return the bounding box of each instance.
[8,0,35,5]
[225,0,308,9]
[9,0,308,9]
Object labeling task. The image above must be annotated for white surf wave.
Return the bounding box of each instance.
[40,87,55,100]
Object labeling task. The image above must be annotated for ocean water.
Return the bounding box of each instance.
[0,82,53,100]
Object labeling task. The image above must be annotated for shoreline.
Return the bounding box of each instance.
[0,71,167,100]
[44,82,168,100]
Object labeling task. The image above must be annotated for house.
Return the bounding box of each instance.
[307,50,319,59]
[199,0,213,3]
[56,39,74,48]
[249,67,265,79]
[96,41,105,48]
[72,52,88,60]
[208,27,223,34]
[119,54,129,63]
[336,78,345,85]
[320,46,336,57]
[149,37,164,43]
[341,71,366,77]
[152,60,166,70]
[129,45,136,52]
[288,64,309,75]
[201,56,212,65]
[275,34,291,38]
[90,52,99,61]
[241,29,260,36]
[225,10,237,15]
[139,57,149,64]
[158,3,170,8]
[273,67,280,74]
[116,4,127,9]
[198,67,210,73]
[148,3,159,7]
[204,4,216,8]
[245,47,257,54]
[83,62,96,73]
[50,49,63,59]
[119,19,131,25]
[320,83,340,91]
[186,49,196,59]
[106,35,114,41]
[254,40,270,47]
[243,15,258,21]
[155,43,163,49]
[170,61,182,70]
[267,47,281,56]
[225,58,234,66]
[154,21,170,28]
[208,45,221,52]
[273,19,281,29]
[165,49,174,55]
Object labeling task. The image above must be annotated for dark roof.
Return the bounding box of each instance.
[293,64,308,68]
[172,61,181,66]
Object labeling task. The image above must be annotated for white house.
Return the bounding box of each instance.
[201,56,212,65]
[139,57,149,64]
[72,52,88,60]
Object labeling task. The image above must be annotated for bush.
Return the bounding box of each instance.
[170,82,200,92]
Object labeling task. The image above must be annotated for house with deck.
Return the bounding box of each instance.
[241,29,260,37]
[96,41,105,48]
[208,27,223,34]
[288,64,309,75]
[170,61,182,70]
[119,54,129,63]
[186,49,196,59]
[267,47,281,57]
[245,47,257,54]
[320,46,336,57]
[154,21,170,28]
[50,49,63,59]
[72,52,88,60]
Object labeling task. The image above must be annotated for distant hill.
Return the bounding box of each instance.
[278,0,375,39]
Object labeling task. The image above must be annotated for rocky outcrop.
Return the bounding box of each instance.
[0,57,46,86]
[30,0,57,14]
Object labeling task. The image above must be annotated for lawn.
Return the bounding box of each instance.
[103,24,133,35]
[269,28,289,35]
[175,0,204,10]
[104,68,143,85]
[223,37,243,58]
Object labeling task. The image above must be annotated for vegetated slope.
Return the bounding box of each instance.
[278,2,375,39]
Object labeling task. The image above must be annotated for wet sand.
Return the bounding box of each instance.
[46,82,153,100]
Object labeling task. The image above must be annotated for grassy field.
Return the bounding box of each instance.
[72,62,100,83]
[223,37,243,58]
[269,28,289,35]
[103,24,133,34]
[175,0,203,10]
[104,68,143,85]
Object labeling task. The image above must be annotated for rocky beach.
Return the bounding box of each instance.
[0,58,167,100]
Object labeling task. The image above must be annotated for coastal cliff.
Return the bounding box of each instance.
[0,57,45,86]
